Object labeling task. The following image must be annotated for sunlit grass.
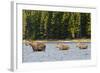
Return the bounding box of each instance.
[23,39,91,43]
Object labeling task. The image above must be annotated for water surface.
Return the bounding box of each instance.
[22,42,91,62]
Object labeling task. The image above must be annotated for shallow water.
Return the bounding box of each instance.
[22,42,91,62]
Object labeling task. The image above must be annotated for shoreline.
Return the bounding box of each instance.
[23,39,91,43]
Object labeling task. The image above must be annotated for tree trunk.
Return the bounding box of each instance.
[71,31,75,39]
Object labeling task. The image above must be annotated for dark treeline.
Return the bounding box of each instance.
[23,10,91,40]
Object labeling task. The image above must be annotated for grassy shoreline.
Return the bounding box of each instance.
[23,39,91,43]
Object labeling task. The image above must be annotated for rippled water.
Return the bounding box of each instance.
[22,42,91,62]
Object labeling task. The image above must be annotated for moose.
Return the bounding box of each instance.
[23,40,46,51]
[56,43,69,50]
[76,42,88,49]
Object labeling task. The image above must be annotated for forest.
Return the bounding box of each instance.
[22,10,91,40]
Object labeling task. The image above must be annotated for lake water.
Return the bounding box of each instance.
[22,42,91,62]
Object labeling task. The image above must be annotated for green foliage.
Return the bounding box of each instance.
[22,10,91,40]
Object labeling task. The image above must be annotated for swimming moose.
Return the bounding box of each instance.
[23,40,46,52]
